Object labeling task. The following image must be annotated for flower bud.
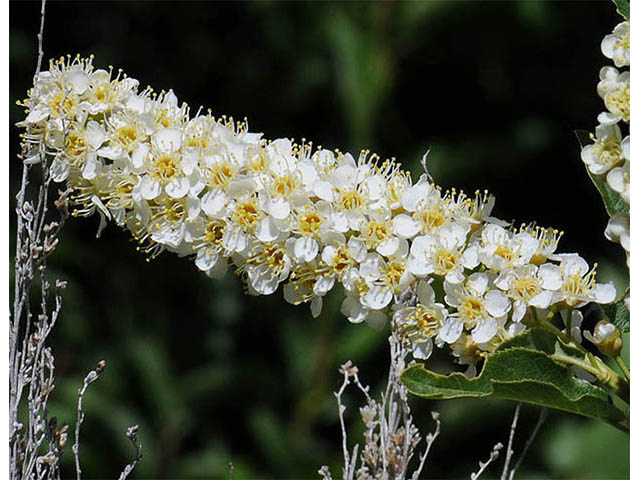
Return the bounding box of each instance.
[583,320,622,357]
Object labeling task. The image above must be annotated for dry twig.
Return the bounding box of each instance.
[500,403,521,480]
[471,442,503,480]
[508,408,548,480]
[72,361,106,480]
[117,425,143,480]
[319,334,440,480]
[10,2,142,478]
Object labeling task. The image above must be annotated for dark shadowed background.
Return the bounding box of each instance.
[10,1,629,478]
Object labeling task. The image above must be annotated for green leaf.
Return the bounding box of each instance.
[497,326,557,353]
[499,327,587,360]
[611,0,630,20]
[586,169,629,217]
[600,290,630,333]
[401,347,627,431]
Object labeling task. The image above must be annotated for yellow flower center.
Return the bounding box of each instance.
[459,296,484,321]
[49,92,75,116]
[605,83,630,122]
[234,200,260,230]
[65,133,86,157]
[365,221,390,246]
[329,248,352,273]
[273,175,297,196]
[494,245,515,263]
[209,163,234,187]
[203,221,225,245]
[264,245,286,271]
[186,135,209,150]
[414,306,441,337]
[339,190,363,210]
[418,205,446,232]
[512,276,540,300]
[299,212,322,235]
[434,249,457,274]
[154,155,179,180]
[116,125,140,148]
[162,200,185,223]
[384,262,405,291]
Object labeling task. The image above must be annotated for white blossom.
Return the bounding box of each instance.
[17,55,620,370]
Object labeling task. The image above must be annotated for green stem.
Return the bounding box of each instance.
[615,356,631,383]
[533,314,630,404]
[537,315,588,355]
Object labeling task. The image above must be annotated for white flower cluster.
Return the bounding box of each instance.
[581,20,630,268]
[18,56,616,369]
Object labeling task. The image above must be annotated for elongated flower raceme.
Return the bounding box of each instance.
[17,56,617,373]
[581,20,631,273]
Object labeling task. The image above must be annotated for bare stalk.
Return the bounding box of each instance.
[34,0,46,77]
[72,361,106,480]
[508,408,548,480]
[319,334,440,480]
[117,425,143,480]
[471,442,503,480]
[500,403,521,480]
[10,3,142,478]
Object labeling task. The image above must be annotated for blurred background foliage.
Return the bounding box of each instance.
[10,1,629,478]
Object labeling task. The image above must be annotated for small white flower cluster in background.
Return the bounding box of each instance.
[18,56,616,371]
[581,20,630,270]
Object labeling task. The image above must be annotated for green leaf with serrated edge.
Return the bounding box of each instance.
[574,130,629,217]
[611,0,630,20]
[401,348,627,431]
[600,290,630,333]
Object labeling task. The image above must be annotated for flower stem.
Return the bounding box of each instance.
[615,356,631,383]
[534,315,630,404]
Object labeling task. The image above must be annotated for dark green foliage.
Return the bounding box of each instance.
[401,329,627,431]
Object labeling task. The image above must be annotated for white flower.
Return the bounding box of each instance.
[552,254,616,306]
[340,292,387,330]
[605,214,630,268]
[580,124,625,174]
[601,21,630,68]
[407,187,451,235]
[444,273,511,344]
[290,201,334,262]
[359,208,401,257]
[477,224,537,271]
[400,174,432,212]
[605,214,630,253]
[393,281,448,360]
[518,225,563,265]
[359,247,413,311]
[407,222,476,283]
[192,217,228,274]
[244,241,292,295]
[222,193,263,253]
[606,160,630,203]
[597,67,630,125]
[494,265,557,321]
[449,189,500,230]
[320,236,367,292]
